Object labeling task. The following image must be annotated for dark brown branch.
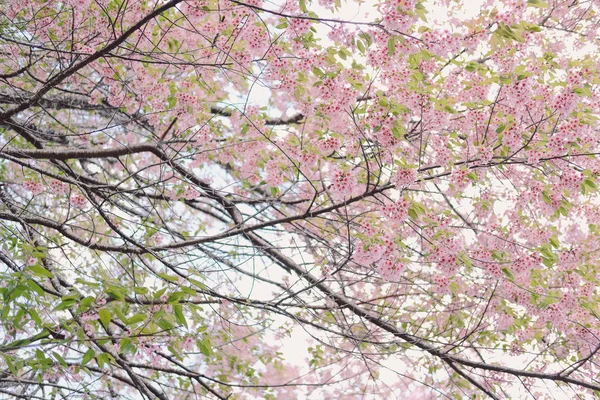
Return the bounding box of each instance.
[0,91,305,126]
[1,144,158,160]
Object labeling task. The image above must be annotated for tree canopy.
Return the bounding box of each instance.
[2,0,600,398]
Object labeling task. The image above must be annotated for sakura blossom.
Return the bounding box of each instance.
[3,0,600,398]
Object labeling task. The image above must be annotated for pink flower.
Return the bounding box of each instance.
[329,168,357,199]
[182,336,194,351]
[393,168,417,188]
[434,275,450,292]
[49,180,67,194]
[527,150,542,164]
[221,299,232,307]
[24,180,44,195]
[183,187,200,200]
[382,198,409,222]
[376,258,406,280]
[478,146,493,164]
[70,193,87,208]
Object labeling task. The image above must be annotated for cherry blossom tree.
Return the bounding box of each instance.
[3,0,600,398]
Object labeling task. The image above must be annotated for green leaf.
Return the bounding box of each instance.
[541,257,554,267]
[167,291,185,304]
[26,279,44,296]
[408,208,418,220]
[112,307,127,324]
[444,105,456,114]
[180,286,196,296]
[168,345,183,361]
[357,40,365,54]
[167,95,176,109]
[28,264,53,278]
[415,1,428,21]
[312,66,324,77]
[156,317,175,331]
[197,337,212,357]
[54,298,77,311]
[527,0,549,7]
[387,37,396,56]
[559,206,568,217]
[188,278,207,290]
[78,296,95,312]
[299,0,308,12]
[275,21,288,29]
[584,178,598,189]
[28,309,42,325]
[35,349,52,364]
[173,304,187,328]
[4,355,18,376]
[133,287,149,295]
[501,267,515,280]
[96,352,114,369]
[82,349,95,365]
[53,352,67,367]
[514,65,527,74]
[573,87,592,97]
[127,313,147,325]
[491,250,504,261]
[99,308,111,328]
[358,32,372,46]
[392,126,404,139]
[541,191,551,204]
[154,287,167,299]
[120,338,137,355]
[458,253,472,268]
[105,286,125,301]
[157,273,179,282]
